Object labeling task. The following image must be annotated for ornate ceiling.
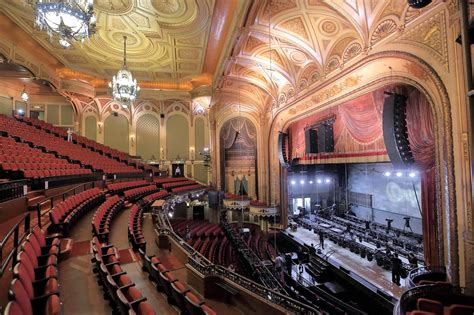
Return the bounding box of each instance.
[216,0,445,116]
[0,0,247,87]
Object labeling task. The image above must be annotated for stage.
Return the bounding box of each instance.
[285,225,405,301]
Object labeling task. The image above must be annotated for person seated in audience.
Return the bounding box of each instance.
[228,263,235,273]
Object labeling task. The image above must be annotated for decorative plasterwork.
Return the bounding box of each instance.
[0,0,213,80]
[398,11,449,69]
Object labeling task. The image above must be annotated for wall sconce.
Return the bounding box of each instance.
[130,135,135,147]
[190,146,195,160]
[98,122,103,134]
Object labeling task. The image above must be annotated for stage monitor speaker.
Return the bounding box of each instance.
[305,129,318,154]
[383,93,415,167]
[317,124,335,153]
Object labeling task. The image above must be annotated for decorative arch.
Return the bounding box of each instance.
[136,114,160,161]
[104,113,129,153]
[166,114,189,160]
[268,51,456,283]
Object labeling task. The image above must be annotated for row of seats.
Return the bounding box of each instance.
[137,249,216,315]
[154,177,189,185]
[20,117,130,162]
[142,190,169,204]
[171,184,204,193]
[90,237,155,315]
[5,227,62,315]
[407,297,474,315]
[49,188,105,235]
[0,135,87,180]
[2,115,140,175]
[162,180,197,189]
[91,196,125,243]
[123,185,160,202]
[128,205,146,251]
[107,180,149,195]
[23,169,92,179]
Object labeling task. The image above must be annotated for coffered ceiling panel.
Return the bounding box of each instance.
[0,0,214,81]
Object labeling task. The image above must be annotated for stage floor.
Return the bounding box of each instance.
[287,226,405,300]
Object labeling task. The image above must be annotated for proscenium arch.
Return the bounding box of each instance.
[268,51,456,283]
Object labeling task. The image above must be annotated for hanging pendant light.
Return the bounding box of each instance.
[108,36,140,108]
[20,85,29,102]
[30,0,96,47]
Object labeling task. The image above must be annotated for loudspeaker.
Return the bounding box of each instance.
[317,124,334,153]
[160,113,165,119]
[305,129,318,154]
[383,93,415,167]
[278,132,290,166]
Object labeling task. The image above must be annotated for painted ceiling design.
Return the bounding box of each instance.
[0,0,214,81]
[217,0,443,115]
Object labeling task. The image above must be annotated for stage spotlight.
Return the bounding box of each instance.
[291,180,296,185]
[384,171,391,177]
[300,180,305,185]
[409,172,416,178]
[317,179,322,184]
[396,171,403,177]
[309,180,313,184]
[325,178,331,183]
[168,212,174,218]
[17,109,24,114]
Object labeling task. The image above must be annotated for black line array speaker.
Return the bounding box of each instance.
[305,129,318,154]
[383,93,415,167]
[317,124,335,153]
[278,132,289,166]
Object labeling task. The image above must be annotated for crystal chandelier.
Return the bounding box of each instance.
[109,36,140,108]
[31,0,96,47]
[20,86,29,102]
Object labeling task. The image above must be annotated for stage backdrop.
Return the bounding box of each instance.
[288,85,434,169]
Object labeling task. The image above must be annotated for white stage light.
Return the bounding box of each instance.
[309,181,313,184]
[396,171,403,177]
[384,171,391,177]
[409,172,416,178]
[291,180,296,185]
[325,178,331,183]
[300,180,305,185]
[317,179,322,184]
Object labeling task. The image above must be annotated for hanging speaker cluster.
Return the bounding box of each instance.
[383,92,415,167]
[278,132,290,168]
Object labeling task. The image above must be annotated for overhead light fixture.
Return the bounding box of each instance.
[109,36,140,108]
[31,0,96,46]
[20,86,29,102]
[407,0,432,9]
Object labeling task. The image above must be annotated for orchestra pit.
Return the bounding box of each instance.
[0,1,474,314]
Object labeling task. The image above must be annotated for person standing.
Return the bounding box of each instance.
[274,254,284,282]
[297,246,304,273]
[319,230,325,249]
[67,128,73,142]
[285,253,293,276]
[391,252,402,286]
